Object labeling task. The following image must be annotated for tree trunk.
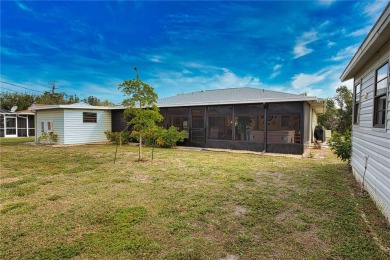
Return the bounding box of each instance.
[139,134,142,161]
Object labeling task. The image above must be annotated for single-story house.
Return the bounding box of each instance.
[31,88,325,154]
[340,3,390,222]
[0,108,35,138]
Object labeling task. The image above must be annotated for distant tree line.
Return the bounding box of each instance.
[0,91,115,111]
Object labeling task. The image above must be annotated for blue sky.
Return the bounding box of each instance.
[1,1,388,104]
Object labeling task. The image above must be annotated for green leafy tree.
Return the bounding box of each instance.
[334,85,352,133]
[328,130,352,165]
[318,98,338,130]
[321,86,353,165]
[83,96,101,106]
[318,86,352,133]
[100,99,116,107]
[0,92,38,110]
[119,67,163,161]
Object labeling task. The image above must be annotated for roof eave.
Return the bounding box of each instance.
[157,97,324,108]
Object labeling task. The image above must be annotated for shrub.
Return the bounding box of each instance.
[327,130,352,164]
[156,126,187,148]
[104,130,132,144]
[38,132,58,144]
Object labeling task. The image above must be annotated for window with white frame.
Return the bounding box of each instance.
[354,81,361,125]
[374,63,388,127]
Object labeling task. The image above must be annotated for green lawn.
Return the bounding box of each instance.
[1,138,389,259]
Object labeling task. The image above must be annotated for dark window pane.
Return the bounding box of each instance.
[171,116,188,131]
[374,95,387,126]
[376,79,387,95]
[6,129,16,135]
[267,114,299,144]
[355,83,361,102]
[354,103,360,124]
[6,118,16,127]
[83,112,97,123]
[18,129,27,137]
[17,118,27,128]
[191,108,204,128]
[208,106,232,140]
[376,63,388,82]
[167,107,188,116]
[208,116,232,140]
[281,116,289,127]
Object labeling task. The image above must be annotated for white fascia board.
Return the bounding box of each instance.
[30,105,125,111]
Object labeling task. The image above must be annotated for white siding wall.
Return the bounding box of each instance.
[35,109,64,143]
[63,109,111,144]
[352,42,390,222]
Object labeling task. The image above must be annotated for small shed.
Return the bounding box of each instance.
[30,103,113,144]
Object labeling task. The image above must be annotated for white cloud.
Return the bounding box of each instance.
[270,64,282,79]
[289,65,351,98]
[348,25,371,37]
[15,1,34,13]
[209,70,260,89]
[148,68,261,98]
[273,64,282,71]
[330,44,359,61]
[292,73,326,89]
[293,30,318,59]
[363,0,388,20]
[318,0,336,6]
[327,41,336,48]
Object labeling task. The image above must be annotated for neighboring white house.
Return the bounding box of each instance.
[0,108,35,138]
[30,103,113,144]
[340,3,390,222]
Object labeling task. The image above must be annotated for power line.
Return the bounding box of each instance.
[0,86,19,93]
[0,81,47,94]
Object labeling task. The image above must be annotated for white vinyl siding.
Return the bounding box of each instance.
[36,109,64,143]
[63,109,111,144]
[351,42,390,222]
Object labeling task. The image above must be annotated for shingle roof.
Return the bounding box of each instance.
[157,87,320,107]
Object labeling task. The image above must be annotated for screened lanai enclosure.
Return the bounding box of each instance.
[0,109,35,138]
[111,88,325,154]
[158,102,306,154]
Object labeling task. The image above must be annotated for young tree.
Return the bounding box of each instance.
[119,67,163,161]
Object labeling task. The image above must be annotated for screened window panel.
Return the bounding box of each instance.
[208,116,232,140]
